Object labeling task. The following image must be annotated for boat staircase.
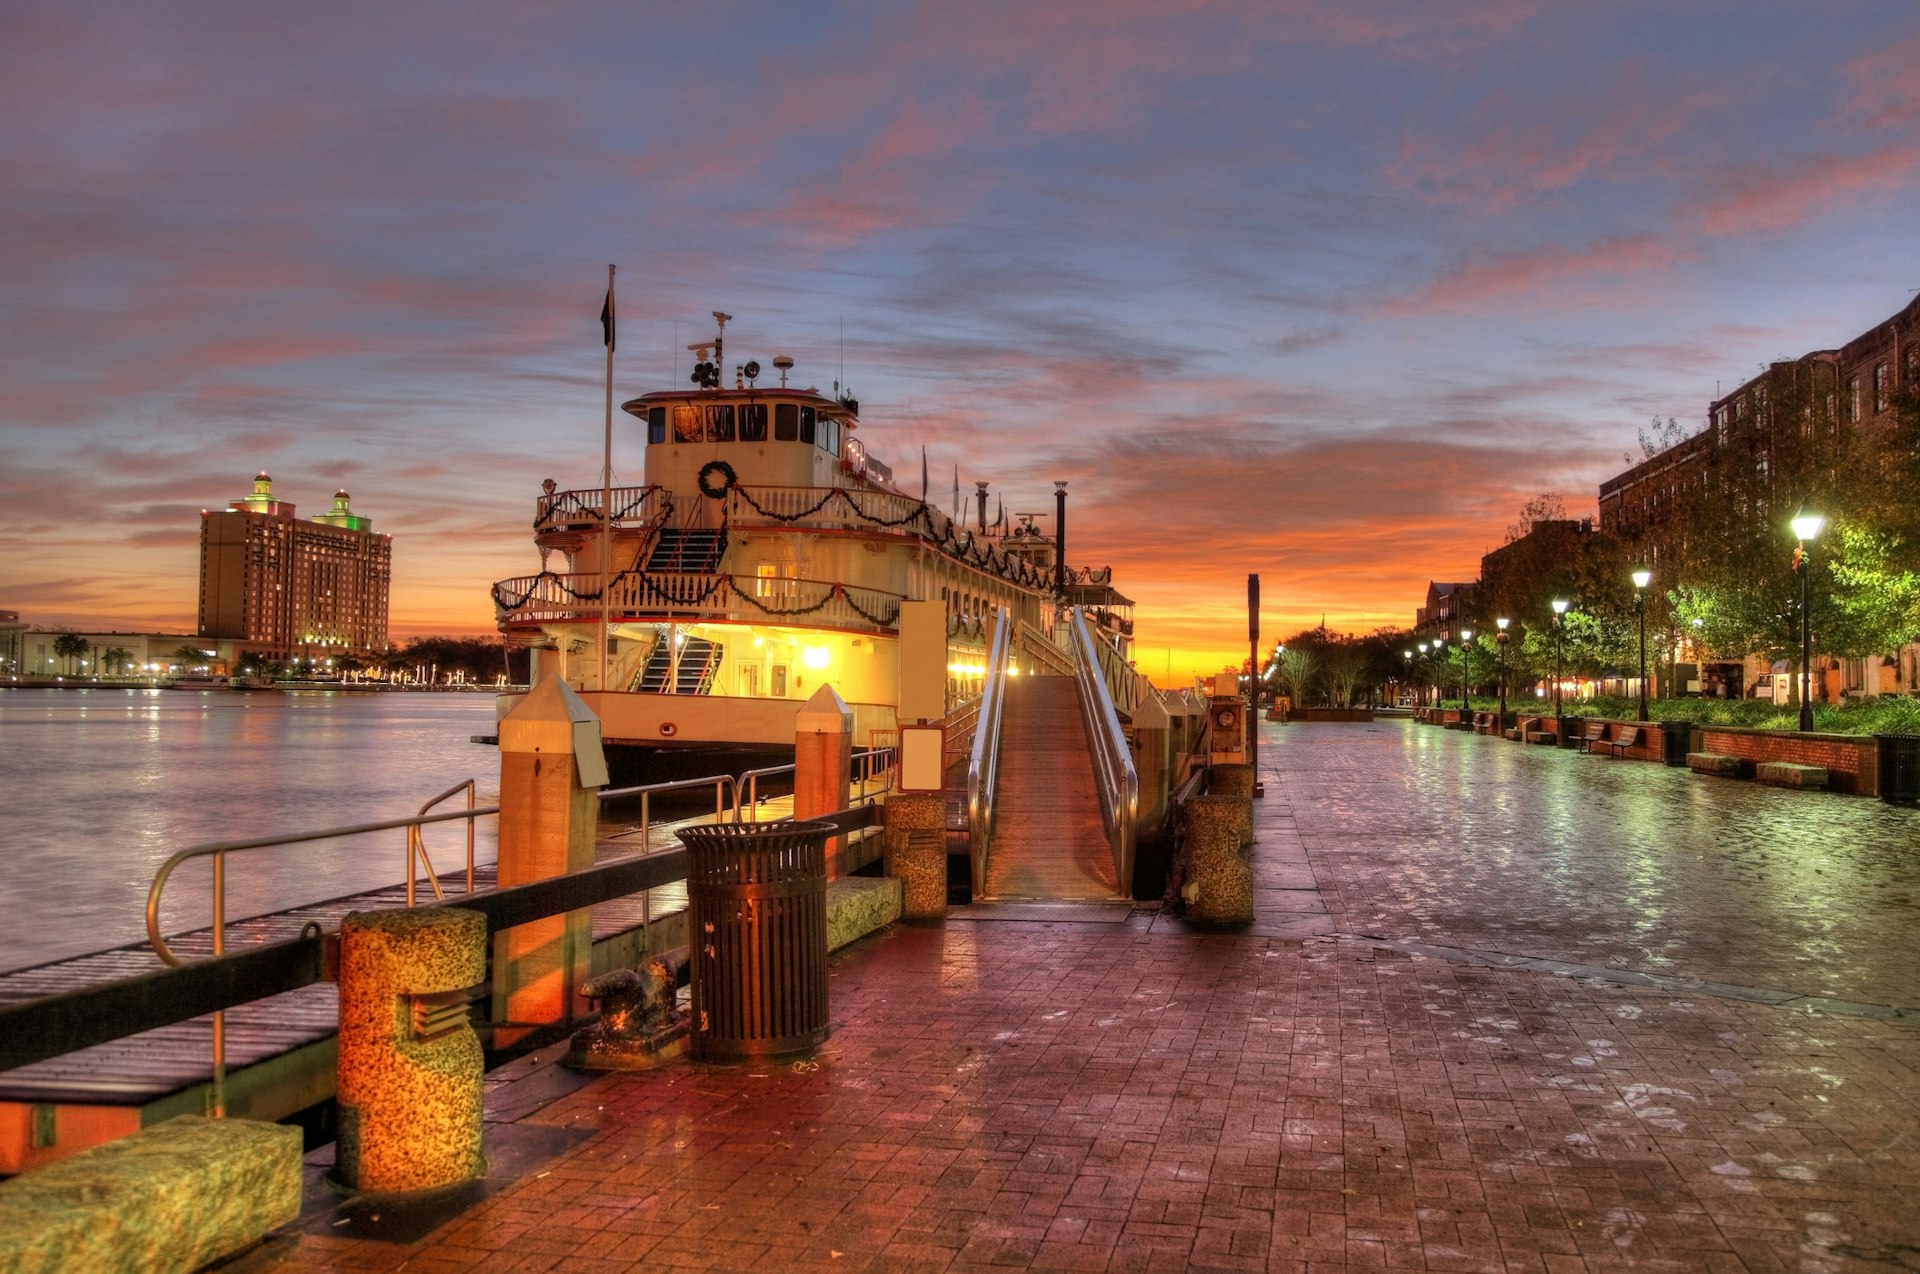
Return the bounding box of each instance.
[954,608,1138,907]
[630,635,723,694]
[645,527,727,574]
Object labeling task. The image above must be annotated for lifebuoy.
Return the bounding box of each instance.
[697,460,737,499]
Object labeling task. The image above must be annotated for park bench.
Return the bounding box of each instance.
[1576,720,1607,752]
[1602,725,1641,759]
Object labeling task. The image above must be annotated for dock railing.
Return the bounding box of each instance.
[967,608,1014,897]
[1069,607,1138,895]
[144,799,502,1114]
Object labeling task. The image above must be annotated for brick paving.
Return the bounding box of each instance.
[236,720,1920,1272]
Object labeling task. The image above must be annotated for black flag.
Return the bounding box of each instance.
[600,288,615,351]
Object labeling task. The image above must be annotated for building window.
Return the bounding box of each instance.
[1874,362,1889,414]
[1848,376,1861,422]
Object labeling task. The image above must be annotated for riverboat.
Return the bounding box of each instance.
[490,314,1133,779]
[166,673,231,691]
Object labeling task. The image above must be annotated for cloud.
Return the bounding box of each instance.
[1392,234,1695,314]
[1693,143,1920,237]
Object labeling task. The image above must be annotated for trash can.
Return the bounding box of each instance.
[1659,720,1693,767]
[678,819,835,1061]
[1878,735,1920,806]
[1557,715,1581,749]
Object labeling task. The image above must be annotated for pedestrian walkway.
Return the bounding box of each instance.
[235,719,1920,1272]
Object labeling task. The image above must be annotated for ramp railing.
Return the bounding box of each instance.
[1068,607,1138,894]
[966,608,1014,897]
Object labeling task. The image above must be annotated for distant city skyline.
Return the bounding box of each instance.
[3,2,1916,682]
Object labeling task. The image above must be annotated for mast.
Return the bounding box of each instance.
[600,264,615,693]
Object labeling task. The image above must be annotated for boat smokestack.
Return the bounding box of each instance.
[1054,480,1068,594]
[976,481,989,534]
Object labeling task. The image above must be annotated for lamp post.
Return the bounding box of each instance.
[1402,649,1412,707]
[1791,507,1825,732]
[1495,617,1510,720]
[1632,565,1651,721]
[1457,629,1472,712]
[1551,598,1569,716]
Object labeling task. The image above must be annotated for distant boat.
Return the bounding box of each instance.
[228,675,278,691]
[166,674,231,691]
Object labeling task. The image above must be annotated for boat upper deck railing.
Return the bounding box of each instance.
[529,482,1054,594]
[535,484,668,532]
[493,569,905,633]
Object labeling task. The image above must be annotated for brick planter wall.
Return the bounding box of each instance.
[1698,727,1877,797]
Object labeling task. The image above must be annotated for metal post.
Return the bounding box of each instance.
[1458,643,1468,713]
[1637,589,1649,721]
[1799,549,1814,732]
[1247,574,1259,794]
[1553,621,1562,716]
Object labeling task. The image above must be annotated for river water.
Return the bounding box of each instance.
[0,687,506,973]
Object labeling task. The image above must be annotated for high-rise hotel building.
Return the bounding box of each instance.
[199,473,392,659]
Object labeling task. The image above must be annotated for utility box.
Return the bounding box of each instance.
[1207,695,1245,765]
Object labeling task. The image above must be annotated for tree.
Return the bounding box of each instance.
[101,646,134,676]
[52,632,89,674]
[1627,415,1697,465]
[173,644,209,669]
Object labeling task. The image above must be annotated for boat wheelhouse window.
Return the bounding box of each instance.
[647,406,666,444]
[739,404,767,441]
[774,403,798,441]
[799,406,816,445]
[820,417,839,456]
[673,405,703,442]
[709,405,735,441]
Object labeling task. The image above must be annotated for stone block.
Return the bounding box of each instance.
[882,792,948,920]
[1210,763,1255,798]
[1757,761,1828,790]
[0,1115,300,1274]
[826,877,903,951]
[1687,752,1744,777]
[1182,795,1253,924]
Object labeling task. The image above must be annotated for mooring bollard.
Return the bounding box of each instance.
[493,673,606,1046]
[1182,794,1254,924]
[793,685,852,875]
[336,907,486,1193]
[883,792,948,919]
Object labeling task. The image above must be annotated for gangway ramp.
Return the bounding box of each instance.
[981,674,1123,901]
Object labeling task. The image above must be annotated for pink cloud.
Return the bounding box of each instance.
[1393,234,1693,314]
[1694,143,1920,236]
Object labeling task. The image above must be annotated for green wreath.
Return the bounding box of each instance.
[697,460,737,499]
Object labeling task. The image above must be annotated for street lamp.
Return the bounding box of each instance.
[1551,598,1570,716]
[1632,565,1652,721]
[1457,629,1472,712]
[1495,617,1510,720]
[1791,507,1825,732]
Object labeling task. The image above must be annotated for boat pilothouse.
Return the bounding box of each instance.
[490,314,1135,776]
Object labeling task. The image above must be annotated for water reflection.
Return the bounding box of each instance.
[0,688,505,972]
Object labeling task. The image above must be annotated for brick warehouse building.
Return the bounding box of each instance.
[1595,294,1919,698]
[198,473,392,664]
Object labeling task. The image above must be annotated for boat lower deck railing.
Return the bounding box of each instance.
[493,569,905,634]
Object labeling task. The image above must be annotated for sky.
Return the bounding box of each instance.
[3,1,1917,684]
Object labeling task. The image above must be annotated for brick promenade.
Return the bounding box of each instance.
[237,720,1920,1272]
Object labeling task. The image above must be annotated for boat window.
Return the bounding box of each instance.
[673,405,703,442]
[774,403,798,441]
[647,406,666,444]
[820,417,838,456]
[709,405,735,441]
[799,406,816,445]
[739,404,767,442]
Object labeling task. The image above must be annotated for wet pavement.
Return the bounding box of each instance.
[235,719,1920,1272]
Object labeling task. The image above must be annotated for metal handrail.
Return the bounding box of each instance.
[406,779,481,906]
[144,795,501,1116]
[737,747,898,824]
[966,608,1014,897]
[1069,607,1138,895]
[597,773,741,934]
